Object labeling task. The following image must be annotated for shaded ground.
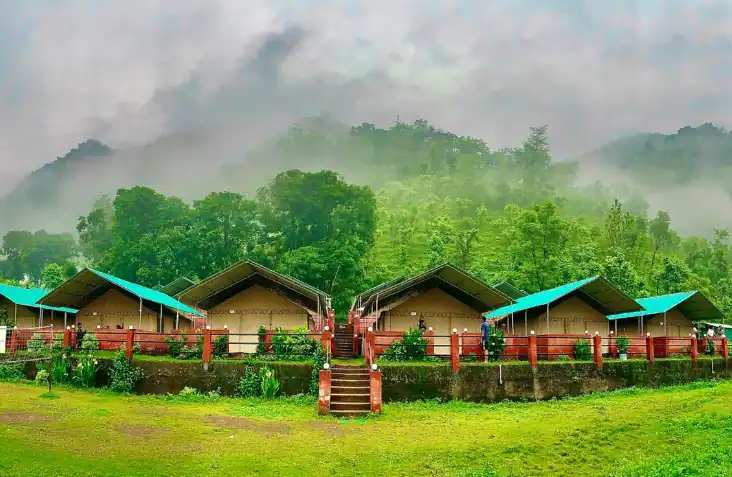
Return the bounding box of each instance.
[1,381,732,476]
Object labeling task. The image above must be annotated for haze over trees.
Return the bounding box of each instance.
[2,119,732,316]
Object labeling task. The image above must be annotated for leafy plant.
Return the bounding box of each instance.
[52,354,70,384]
[27,333,48,353]
[174,387,222,402]
[72,354,99,388]
[486,328,506,361]
[164,333,186,358]
[271,326,315,361]
[109,352,145,393]
[381,328,428,361]
[213,334,229,358]
[178,386,198,398]
[236,367,261,398]
[706,339,716,356]
[119,342,142,355]
[616,337,631,355]
[259,367,280,399]
[256,325,267,355]
[555,354,572,361]
[462,353,478,362]
[35,369,49,385]
[574,339,592,361]
[0,363,25,381]
[81,333,100,352]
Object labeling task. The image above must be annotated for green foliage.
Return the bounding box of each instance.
[164,333,186,358]
[52,354,70,384]
[0,229,77,283]
[259,367,280,399]
[0,363,24,381]
[27,333,47,353]
[109,353,145,393]
[0,307,9,326]
[555,355,572,362]
[72,354,99,387]
[236,367,261,398]
[256,325,267,356]
[574,339,592,361]
[213,334,229,358]
[175,387,222,402]
[486,328,506,362]
[80,333,99,352]
[616,337,631,355]
[381,328,428,362]
[40,263,66,290]
[271,326,315,361]
[706,339,716,357]
[34,369,49,385]
[462,353,478,362]
[118,342,141,355]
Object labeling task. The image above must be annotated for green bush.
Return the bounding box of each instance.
[72,354,99,388]
[213,334,229,358]
[81,333,99,352]
[27,333,47,353]
[236,367,261,397]
[0,363,25,381]
[486,328,506,361]
[119,342,141,355]
[574,339,592,361]
[382,328,428,361]
[256,325,267,355]
[52,354,70,384]
[35,369,49,385]
[259,367,280,399]
[555,354,572,361]
[616,337,631,355]
[706,339,716,356]
[271,326,315,361]
[164,333,186,358]
[109,353,145,393]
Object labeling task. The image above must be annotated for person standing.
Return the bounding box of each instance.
[480,317,491,352]
[417,317,427,334]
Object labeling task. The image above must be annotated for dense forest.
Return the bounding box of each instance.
[2,120,732,317]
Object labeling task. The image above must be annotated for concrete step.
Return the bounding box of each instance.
[332,379,369,386]
[332,386,370,393]
[331,401,371,412]
[331,393,371,403]
[330,409,371,417]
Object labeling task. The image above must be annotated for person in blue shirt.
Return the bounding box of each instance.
[480,316,491,352]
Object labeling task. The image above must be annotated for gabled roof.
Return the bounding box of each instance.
[484,276,643,319]
[607,291,725,321]
[38,269,202,316]
[359,263,514,317]
[0,283,78,314]
[493,282,529,300]
[159,277,197,298]
[350,276,407,311]
[178,260,329,313]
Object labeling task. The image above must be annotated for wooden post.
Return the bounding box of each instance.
[690,335,698,361]
[646,334,655,364]
[593,333,603,369]
[528,332,537,369]
[125,328,135,361]
[722,337,729,360]
[317,369,331,415]
[202,328,212,364]
[450,330,459,373]
[369,369,382,414]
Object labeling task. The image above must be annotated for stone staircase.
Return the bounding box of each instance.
[333,324,357,359]
[330,366,371,417]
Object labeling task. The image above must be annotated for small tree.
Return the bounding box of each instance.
[486,328,506,361]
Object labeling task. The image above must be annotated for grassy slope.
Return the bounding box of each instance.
[1,382,732,477]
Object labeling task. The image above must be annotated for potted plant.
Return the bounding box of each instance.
[616,337,630,361]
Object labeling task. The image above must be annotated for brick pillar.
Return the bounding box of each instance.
[593,333,603,369]
[321,330,333,357]
[690,336,698,361]
[528,332,537,369]
[364,329,375,367]
[425,331,435,356]
[352,317,360,355]
[125,328,135,361]
[9,328,18,354]
[327,309,335,331]
[646,335,655,364]
[317,369,331,415]
[63,328,71,348]
[722,337,729,360]
[450,330,460,373]
[202,328,212,364]
[369,369,382,414]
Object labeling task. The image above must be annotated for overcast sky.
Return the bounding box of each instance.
[1,0,731,186]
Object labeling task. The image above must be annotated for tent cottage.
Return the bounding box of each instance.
[0,283,77,328]
[38,269,201,332]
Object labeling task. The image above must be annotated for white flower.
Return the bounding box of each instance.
[77,363,82,368]
[93,359,98,365]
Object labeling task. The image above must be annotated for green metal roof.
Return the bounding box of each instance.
[492,282,529,300]
[0,283,78,314]
[607,291,724,322]
[39,269,202,317]
[484,276,643,319]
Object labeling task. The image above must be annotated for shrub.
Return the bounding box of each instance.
[236,367,261,397]
[271,326,315,361]
[52,354,70,384]
[555,354,572,361]
[109,353,145,393]
[462,353,478,362]
[174,387,221,402]
[616,337,631,355]
[35,369,49,385]
[72,354,99,388]
[486,328,506,361]
[423,355,442,362]
[164,333,186,358]
[259,367,280,398]
[27,333,47,353]
[382,328,428,361]
[179,386,198,398]
[213,334,229,358]
[706,339,716,356]
[81,333,99,352]
[256,325,267,355]
[574,339,592,361]
[0,363,25,381]
[119,343,142,355]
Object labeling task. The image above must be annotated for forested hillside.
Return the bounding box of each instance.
[2,120,732,317]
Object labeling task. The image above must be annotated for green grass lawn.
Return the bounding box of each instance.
[1,381,732,477]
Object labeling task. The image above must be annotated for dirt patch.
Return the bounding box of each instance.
[0,412,54,424]
[308,422,358,436]
[205,415,292,435]
[115,425,169,438]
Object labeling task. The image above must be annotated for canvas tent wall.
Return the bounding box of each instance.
[38,269,201,332]
[0,283,77,328]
